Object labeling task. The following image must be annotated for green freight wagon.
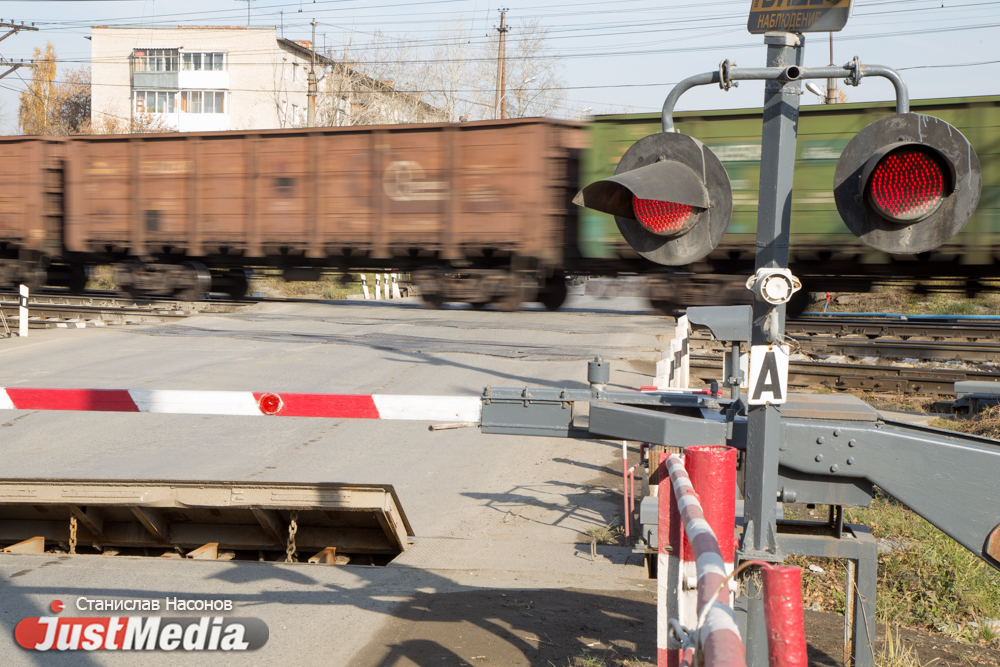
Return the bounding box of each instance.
[578,95,1000,313]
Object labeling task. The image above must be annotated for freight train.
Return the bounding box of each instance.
[0,94,995,312]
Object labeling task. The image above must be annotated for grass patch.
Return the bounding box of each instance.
[932,404,1000,440]
[877,625,938,667]
[584,522,624,546]
[250,271,367,300]
[789,493,1000,646]
[82,266,379,300]
[825,283,1000,316]
[85,265,117,291]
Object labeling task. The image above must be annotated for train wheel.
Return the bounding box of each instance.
[650,300,684,317]
[174,262,212,301]
[422,292,445,309]
[211,268,251,300]
[66,264,90,294]
[539,273,568,311]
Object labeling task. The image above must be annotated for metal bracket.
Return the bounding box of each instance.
[845,56,863,87]
[719,59,739,91]
[687,305,753,342]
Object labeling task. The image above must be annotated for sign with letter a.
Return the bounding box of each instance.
[748,344,789,405]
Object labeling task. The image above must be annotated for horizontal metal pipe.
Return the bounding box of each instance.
[661,62,909,132]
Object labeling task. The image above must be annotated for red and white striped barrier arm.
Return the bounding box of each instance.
[0,388,482,421]
[665,450,745,667]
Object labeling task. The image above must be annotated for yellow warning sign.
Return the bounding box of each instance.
[748,0,854,34]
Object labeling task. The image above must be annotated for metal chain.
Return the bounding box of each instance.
[285,510,299,563]
[69,516,77,555]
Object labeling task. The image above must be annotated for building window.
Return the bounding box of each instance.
[182,52,225,71]
[135,90,176,114]
[133,49,179,72]
[180,91,226,114]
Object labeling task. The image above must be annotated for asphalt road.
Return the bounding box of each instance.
[0,291,674,666]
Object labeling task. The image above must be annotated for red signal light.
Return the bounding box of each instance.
[867,147,947,222]
[632,196,694,234]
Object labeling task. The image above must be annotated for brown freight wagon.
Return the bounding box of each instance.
[0,118,585,308]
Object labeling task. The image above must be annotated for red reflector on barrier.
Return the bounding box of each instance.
[632,196,693,234]
[869,148,946,221]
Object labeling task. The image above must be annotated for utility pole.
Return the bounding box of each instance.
[825,32,838,104]
[307,18,317,127]
[235,1,255,27]
[493,9,509,120]
[0,21,37,83]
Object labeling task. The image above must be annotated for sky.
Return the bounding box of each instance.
[0,0,996,132]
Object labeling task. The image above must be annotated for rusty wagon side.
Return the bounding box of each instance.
[53,118,585,306]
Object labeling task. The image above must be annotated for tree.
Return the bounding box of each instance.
[320,31,444,127]
[18,41,57,135]
[17,41,167,136]
[51,66,91,135]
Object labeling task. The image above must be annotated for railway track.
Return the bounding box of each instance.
[787,316,1000,342]
[0,292,247,329]
[690,354,998,397]
[689,314,1000,396]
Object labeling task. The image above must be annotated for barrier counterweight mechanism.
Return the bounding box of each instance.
[559,26,985,667]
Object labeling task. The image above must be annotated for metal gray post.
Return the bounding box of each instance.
[740,30,803,667]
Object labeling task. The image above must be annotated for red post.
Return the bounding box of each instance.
[684,445,737,566]
[657,452,682,667]
[762,566,807,667]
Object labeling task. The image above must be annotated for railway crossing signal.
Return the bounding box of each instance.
[573,132,733,265]
[834,113,982,254]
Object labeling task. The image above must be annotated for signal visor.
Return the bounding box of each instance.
[573,132,733,266]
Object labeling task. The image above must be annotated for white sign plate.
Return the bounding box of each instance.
[748,344,790,406]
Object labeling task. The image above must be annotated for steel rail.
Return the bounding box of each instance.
[689,354,996,396]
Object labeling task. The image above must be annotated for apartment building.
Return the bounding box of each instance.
[90,25,443,132]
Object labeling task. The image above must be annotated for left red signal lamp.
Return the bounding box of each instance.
[574,132,733,266]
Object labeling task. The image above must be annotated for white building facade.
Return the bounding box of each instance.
[91,26,329,132]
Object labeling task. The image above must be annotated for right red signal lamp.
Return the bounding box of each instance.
[834,114,980,254]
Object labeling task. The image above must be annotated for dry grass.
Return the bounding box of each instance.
[584,522,624,546]
[249,271,364,300]
[826,284,1000,316]
[877,626,939,667]
[933,404,1000,440]
[85,265,117,291]
[788,494,1000,646]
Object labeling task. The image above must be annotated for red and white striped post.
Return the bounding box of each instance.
[657,446,743,667]
[762,565,807,667]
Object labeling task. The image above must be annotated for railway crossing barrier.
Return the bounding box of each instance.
[0,25,994,667]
